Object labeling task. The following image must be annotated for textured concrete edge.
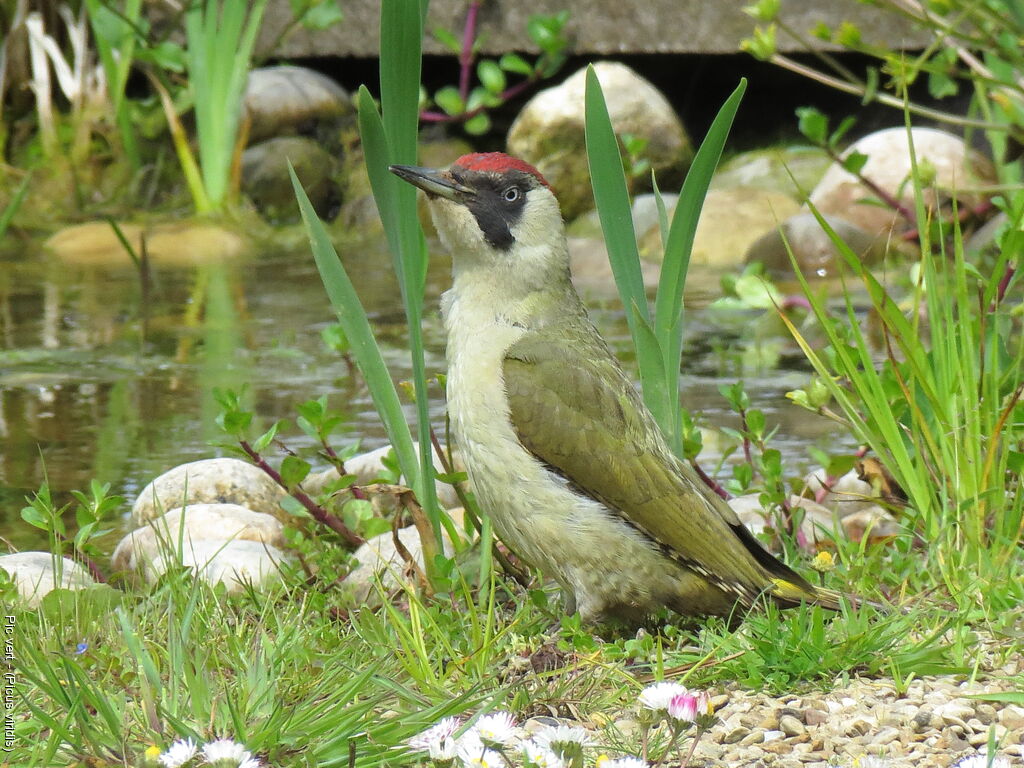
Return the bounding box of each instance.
[255,0,930,58]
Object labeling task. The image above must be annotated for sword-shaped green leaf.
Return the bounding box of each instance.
[290,164,420,498]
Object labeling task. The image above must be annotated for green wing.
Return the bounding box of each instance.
[503,326,815,603]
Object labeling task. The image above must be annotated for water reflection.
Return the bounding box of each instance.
[0,229,850,550]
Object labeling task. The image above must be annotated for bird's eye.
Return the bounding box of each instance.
[503,187,520,203]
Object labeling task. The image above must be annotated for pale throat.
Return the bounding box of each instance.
[445,250,577,335]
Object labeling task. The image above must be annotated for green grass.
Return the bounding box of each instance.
[83,0,143,170]
[778,168,1024,593]
[9,539,484,766]
[7,488,1018,766]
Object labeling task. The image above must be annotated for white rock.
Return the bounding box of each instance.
[344,510,465,606]
[507,61,691,219]
[304,442,463,510]
[112,503,286,573]
[809,127,993,237]
[840,506,902,543]
[935,701,975,726]
[132,458,286,524]
[146,539,289,593]
[0,552,95,607]
[728,493,837,543]
[803,467,877,517]
[998,704,1024,730]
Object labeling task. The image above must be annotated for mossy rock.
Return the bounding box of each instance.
[507,61,691,219]
[639,187,799,269]
[744,212,891,278]
[714,146,831,197]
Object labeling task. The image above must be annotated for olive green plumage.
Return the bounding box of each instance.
[504,317,842,618]
[388,154,845,623]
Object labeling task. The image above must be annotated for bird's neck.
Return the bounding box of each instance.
[445,241,584,332]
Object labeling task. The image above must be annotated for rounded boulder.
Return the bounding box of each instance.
[146,539,290,593]
[244,65,353,145]
[639,186,799,269]
[808,127,994,238]
[132,458,286,525]
[112,503,287,573]
[714,146,831,197]
[0,552,95,607]
[507,61,691,219]
[241,136,341,224]
[744,212,890,278]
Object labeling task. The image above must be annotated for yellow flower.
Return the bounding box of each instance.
[144,745,162,761]
[811,551,835,573]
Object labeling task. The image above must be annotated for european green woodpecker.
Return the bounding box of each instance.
[390,152,842,623]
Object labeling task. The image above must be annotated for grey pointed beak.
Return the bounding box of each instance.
[389,164,475,201]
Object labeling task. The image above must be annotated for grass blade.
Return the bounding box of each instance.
[584,65,647,326]
[0,172,31,238]
[370,0,444,557]
[656,78,746,398]
[357,87,402,265]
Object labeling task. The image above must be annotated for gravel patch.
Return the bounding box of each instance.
[688,675,1022,767]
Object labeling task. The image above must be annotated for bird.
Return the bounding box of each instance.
[389,151,844,624]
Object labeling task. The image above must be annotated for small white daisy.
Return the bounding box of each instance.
[854,758,892,768]
[158,738,198,768]
[428,736,457,762]
[637,682,688,712]
[952,755,1011,768]
[201,739,253,765]
[473,711,518,746]
[531,724,593,751]
[521,740,565,768]
[456,729,486,759]
[409,717,462,751]
[597,757,648,768]
[465,749,505,768]
[455,732,504,768]
[237,759,262,768]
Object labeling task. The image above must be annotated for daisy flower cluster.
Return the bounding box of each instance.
[407,711,640,768]
[636,681,711,726]
[634,681,717,767]
[154,737,262,768]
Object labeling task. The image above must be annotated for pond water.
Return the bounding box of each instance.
[0,226,850,552]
